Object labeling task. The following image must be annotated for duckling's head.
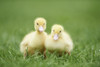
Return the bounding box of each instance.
[34,17,46,33]
[51,24,64,41]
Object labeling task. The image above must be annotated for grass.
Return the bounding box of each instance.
[0,0,100,67]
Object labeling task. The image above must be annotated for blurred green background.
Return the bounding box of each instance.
[0,0,100,67]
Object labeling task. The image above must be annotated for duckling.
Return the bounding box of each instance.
[45,24,73,56]
[20,17,47,58]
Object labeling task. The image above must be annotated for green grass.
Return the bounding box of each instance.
[0,0,100,67]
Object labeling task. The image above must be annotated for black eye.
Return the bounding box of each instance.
[53,30,55,32]
[37,23,39,25]
[43,23,45,25]
[59,31,61,33]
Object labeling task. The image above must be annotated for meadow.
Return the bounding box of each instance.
[0,0,100,67]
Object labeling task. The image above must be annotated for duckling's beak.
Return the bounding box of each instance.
[53,34,58,40]
[39,26,44,32]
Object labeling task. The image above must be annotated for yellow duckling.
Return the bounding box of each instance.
[20,17,47,58]
[45,24,73,55]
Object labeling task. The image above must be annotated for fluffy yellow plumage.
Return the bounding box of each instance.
[45,24,73,55]
[20,17,47,58]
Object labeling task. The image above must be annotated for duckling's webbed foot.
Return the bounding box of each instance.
[65,50,71,56]
[68,52,70,56]
[24,52,28,59]
[24,47,28,59]
[43,49,46,59]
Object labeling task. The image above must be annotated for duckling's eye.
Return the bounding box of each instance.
[43,23,45,25]
[37,23,39,25]
[59,31,61,33]
[53,30,55,32]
